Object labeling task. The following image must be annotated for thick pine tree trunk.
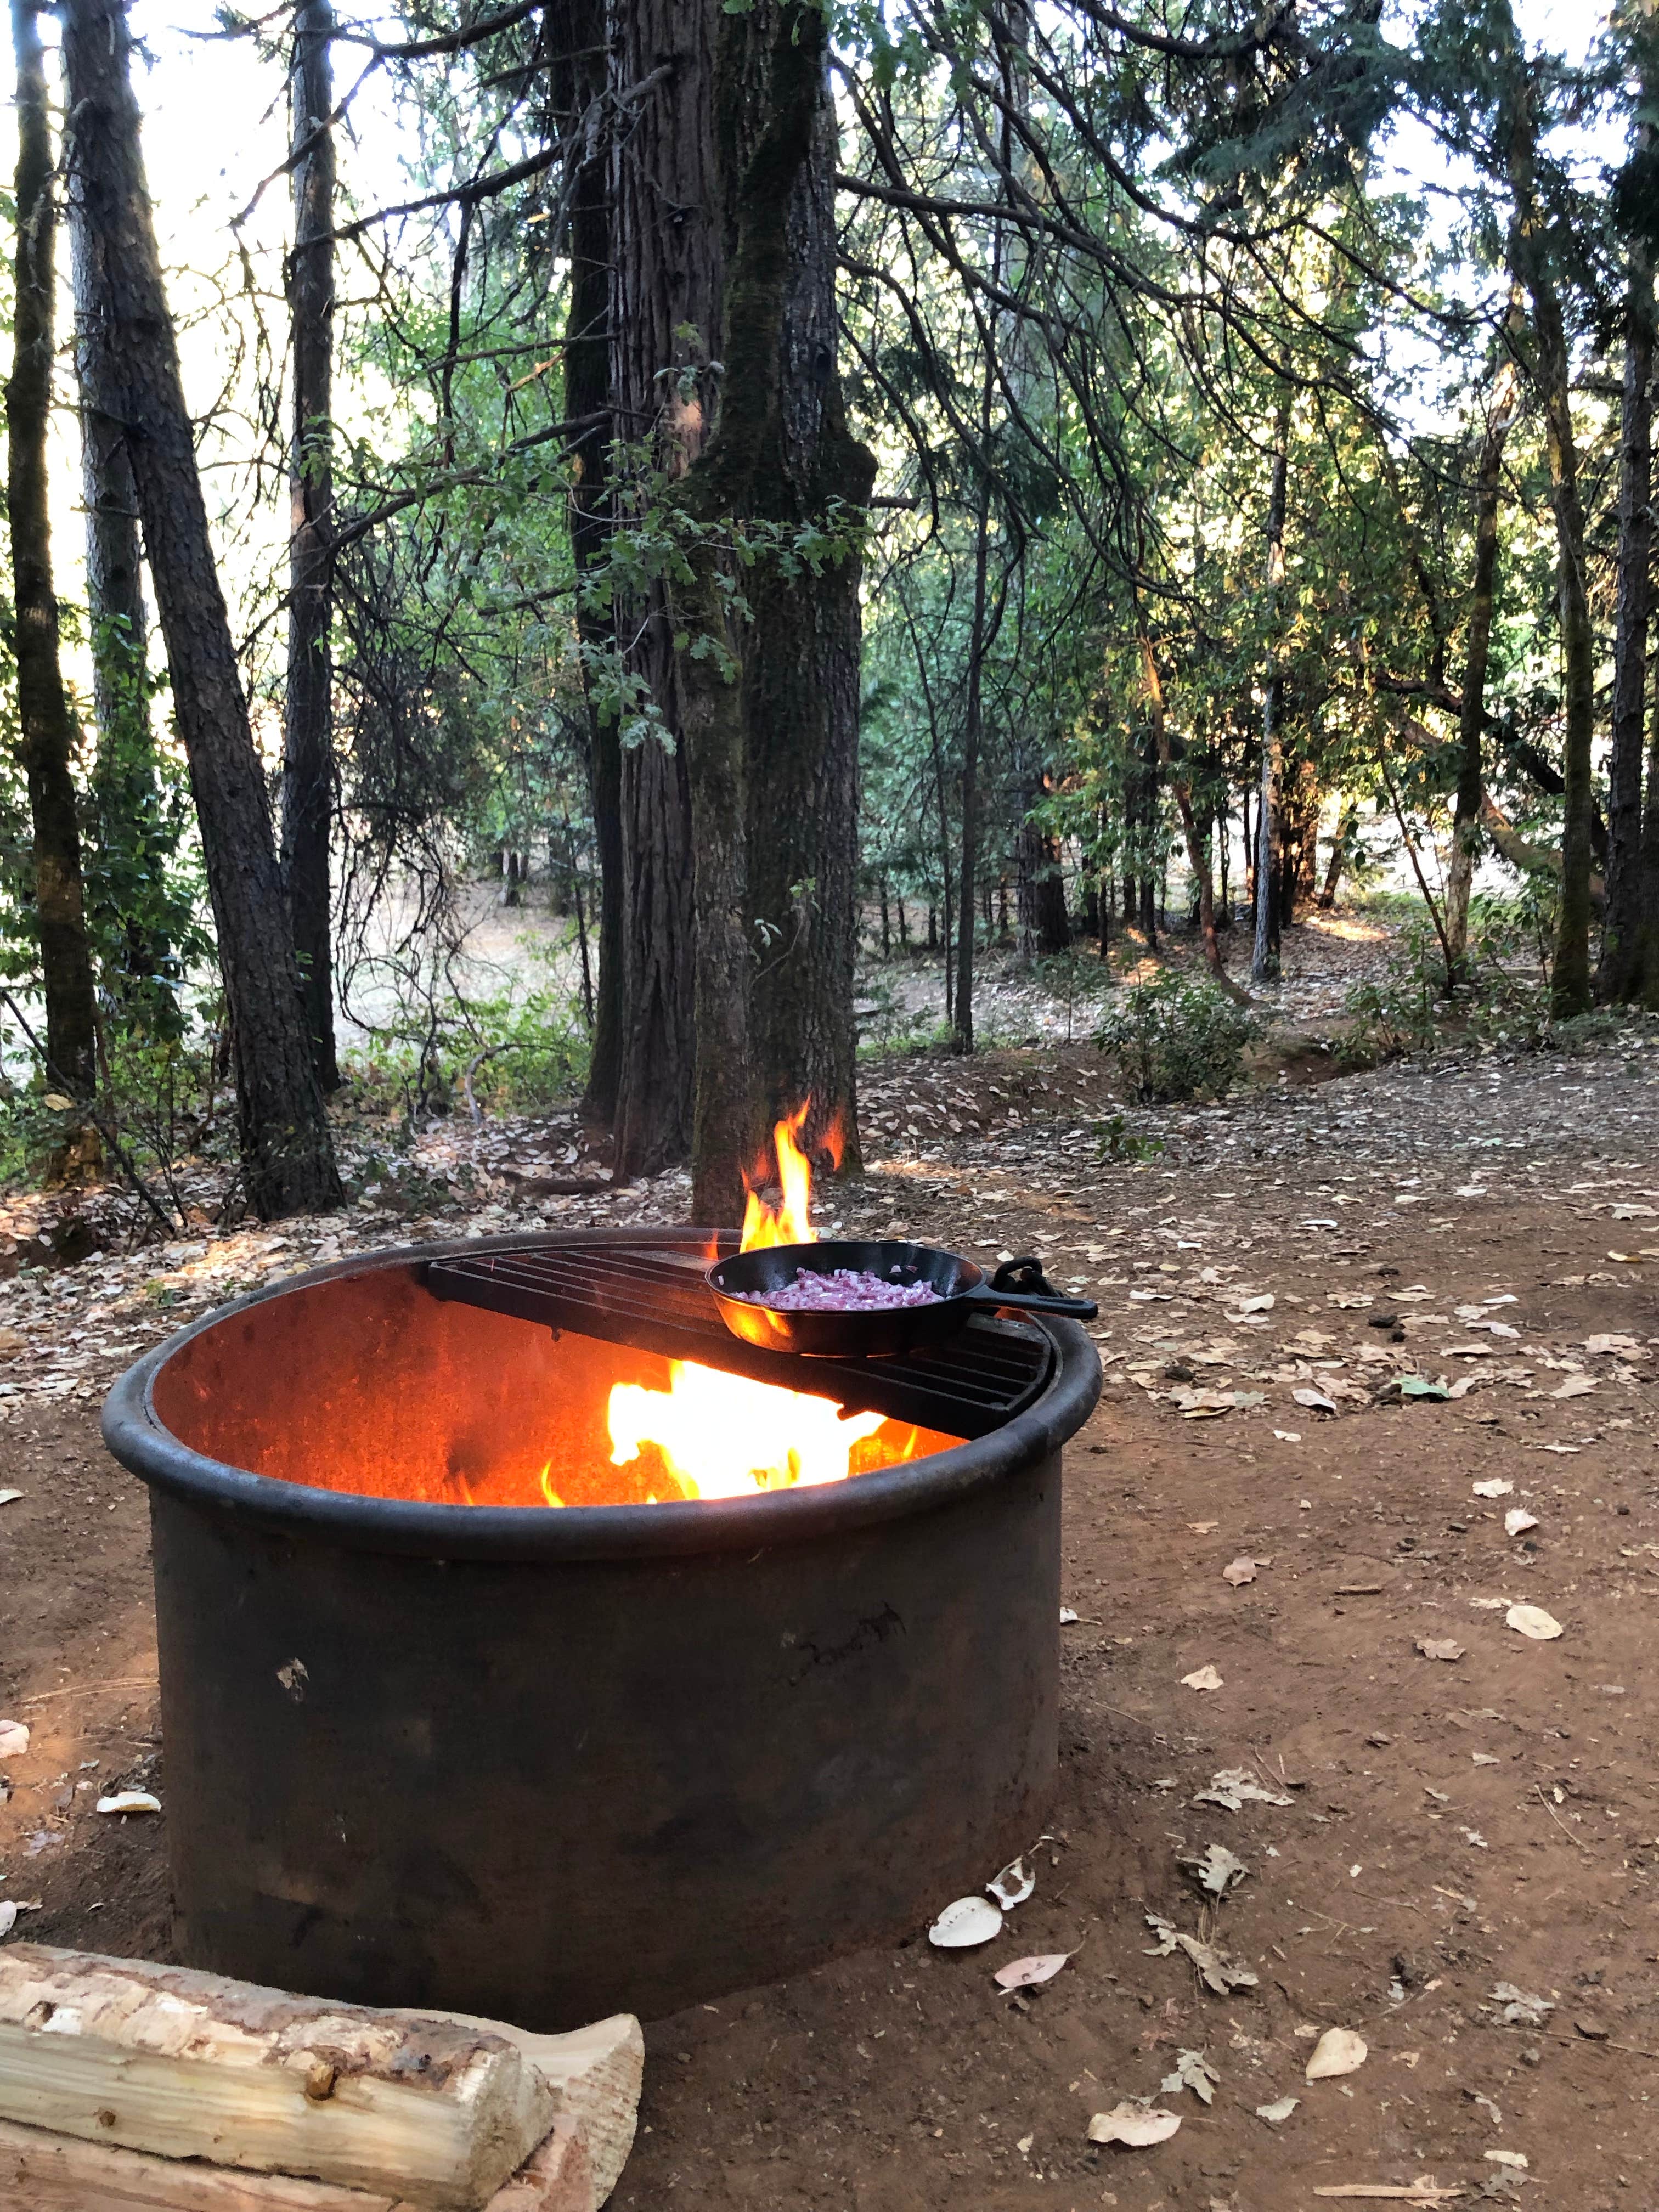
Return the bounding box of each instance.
[743,79,875,1166]
[7,0,100,1103]
[69,103,157,904]
[557,0,622,1130]
[1602,252,1655,1004]
[606,0,712,1180]
[1446,357,1519,978]
[1503,78,1595,1017]
[63,0,341,1218]
[280,0,340,1090]
[669,0,874,1217]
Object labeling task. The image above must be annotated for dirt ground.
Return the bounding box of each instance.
[3,959,1659,2209]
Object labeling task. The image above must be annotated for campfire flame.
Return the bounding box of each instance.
[597,1097,879,1502]
[608,1359,888,1500]
[739,1100,842,1251]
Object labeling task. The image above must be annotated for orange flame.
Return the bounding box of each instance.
[740,1099,843,1251]
[607,1358,885,1500]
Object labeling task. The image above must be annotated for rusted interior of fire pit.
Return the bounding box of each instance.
[104,1231,1100,2031]
[149,1259,959,1509]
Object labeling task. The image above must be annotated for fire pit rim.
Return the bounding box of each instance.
[102,1228,1101,1562]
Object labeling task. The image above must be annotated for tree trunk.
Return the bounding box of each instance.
[7,0,100,1104]
[954,464,993,1053]
[1503,64,1595,1017]
[1602,247,1655,1003]
[740,60,875,1171]
[63,0,341,1217]
[280,0,340,1091]
[555,0,622,1128]
[1319,799,1356,907]
[69,92,160,997]
[1642,652,1659,1008]
[606,0,710,1180]
[1252,394,1291,984]
[1446,354,1520,977]
[1139,628,1229,986]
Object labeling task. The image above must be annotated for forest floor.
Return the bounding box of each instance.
[3,913,1658,2210]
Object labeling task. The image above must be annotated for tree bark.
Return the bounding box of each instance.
[281,0,340,1090]
[1601,246,1655,1003]
[7,0,100,1103]
[1251,393,1291,984]
[1502,56,1596,1018]
[665,0,874,1216]
[606,0,711,1180]
[740,59,875,1169]
[69,80,160,999]
[1445,354,1520,977]
[556,0,622,1127]
[953,463,993,1053]
[63,0,342,1217]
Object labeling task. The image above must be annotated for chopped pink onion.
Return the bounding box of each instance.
[739,1266,943,1311]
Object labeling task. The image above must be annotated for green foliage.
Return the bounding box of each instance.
[343,941,591,1126]
[1094,971,1254,1103]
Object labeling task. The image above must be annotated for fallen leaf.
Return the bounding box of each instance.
[1305,2027,1368,2081]
[1492,1982,1554,2027]
[0,1489,22,1506]
[1144,1913,1258,1995]
[1182,1842,1249,1897]
[1504,1508,1539,1536]
[1293,1387,1339,1414]
[1188,1519,1220,1534]
[1415,1638,1464,1663]
[0,1721,29,1760]
[1471,1752,1500,1765]
[1160,2049,1219,2104]
[994,1951,1074,1991]
[1194,1768,1293,1812]
[0,1903,16,1940]
[1059,1606,1079,1624]
[1471,1478,1513,1498]
[95,1790,161,1815]
[1505,1604,1563,1641]
[1222,1557,1257,1587]
[1399,1376,1451,1401]
[987,1855,1035,1909]
[1181,1664,1224,1691]
[1484,2151,1528,2170]
[1272,1428,1302,1442]
[1234,1293,1275,1313]
[929,1895,1003,1948]
[1551,1374,1597,1400]
[1085,2102,1181,2147]
[41,1092,72,1111]
[1255,2095,1300,2125]
[1586,1333,1639,1356]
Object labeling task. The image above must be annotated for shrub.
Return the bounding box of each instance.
[1094,971,1254,1103]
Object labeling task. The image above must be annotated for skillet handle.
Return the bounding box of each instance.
[975,1254,1097,1321]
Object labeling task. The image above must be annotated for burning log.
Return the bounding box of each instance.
[0,1947,641,2212]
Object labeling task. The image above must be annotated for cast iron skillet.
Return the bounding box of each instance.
[706,1239,1098,1358]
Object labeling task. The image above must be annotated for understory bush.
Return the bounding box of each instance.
[1094,970,1254,1102]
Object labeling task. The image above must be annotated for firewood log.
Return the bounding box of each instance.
[0,1948,635,2211]
[0,2111,592,2211]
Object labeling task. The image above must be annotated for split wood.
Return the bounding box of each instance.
[0,1946,642,2211]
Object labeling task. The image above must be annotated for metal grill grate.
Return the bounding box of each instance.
[424,1235,1053,1438]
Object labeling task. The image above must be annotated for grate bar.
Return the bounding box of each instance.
[423,1238,1052,1437]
